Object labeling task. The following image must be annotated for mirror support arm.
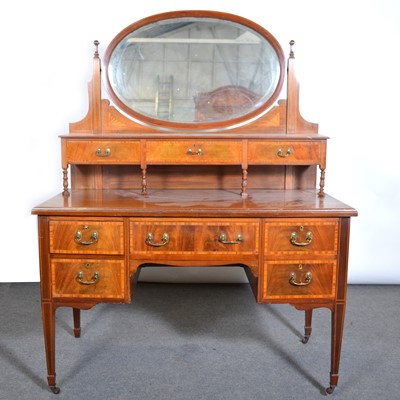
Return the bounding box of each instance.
[68,41,103,134]
[286,40,318,134]
[286,40,298,133]
[91,40,102,134]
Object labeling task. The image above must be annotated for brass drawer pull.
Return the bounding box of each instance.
[96,148,111,157]
[146,232,170,247]
[75,226,99,245]
[277,147,293,158]
[218,233,243,244]
[187,147,202,156]
[289,271,312,286]
[76,271,100,285]
[290,231,313,246]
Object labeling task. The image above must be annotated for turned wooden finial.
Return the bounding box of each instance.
[94,40,100,58]
[289,40,295,59]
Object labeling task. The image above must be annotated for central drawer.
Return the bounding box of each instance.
[51,259,125,299]
[130,219,259,255]
[49,220,124,255]
[146,140,242,164]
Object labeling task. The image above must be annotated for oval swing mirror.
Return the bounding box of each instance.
[104,11,285,130]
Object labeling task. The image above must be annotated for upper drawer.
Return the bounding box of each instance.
[49,220,124,254]
[130,219,259,255]
[265,219,338,256]
[64,140,140,164]
[146,140,242,164]
[248,141,323,164]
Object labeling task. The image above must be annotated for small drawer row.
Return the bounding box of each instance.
[50,258,336,301]
[48,218,338,256]
[63,139,325,166]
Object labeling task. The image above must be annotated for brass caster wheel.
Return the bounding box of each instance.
[325,385,336,395]
[301,335,310,344]
[49,386,60,394]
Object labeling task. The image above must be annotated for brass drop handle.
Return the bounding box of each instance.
[96,148,111,157]
[290,231,313,246]
[76,271,100,285]
[75,226,99,245]
[277,147,293,158]
[187,147,202,156]
[218,233,243,244]
[289,271,312,286]
[146,232,170,247]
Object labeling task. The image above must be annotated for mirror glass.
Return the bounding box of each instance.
[105,15,283,127]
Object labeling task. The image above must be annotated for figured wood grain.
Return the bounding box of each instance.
[263,260,336,299]
[49,220,124,254]
[265,218,339,256]
[33,190,357,218]
[130,219,259,255]
[65,140,140,164]
[146,140,242,164]
[51,259,125,299]
[248,140,323,164]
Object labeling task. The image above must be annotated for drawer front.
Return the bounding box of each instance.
[51,259,125,299]
[248,141,322,164]
[265,219,338,255]
[262,260,336,300]
[146,140,242,164]
[65,140,140,164]
[49,220,124,254]
[130,219,259,255]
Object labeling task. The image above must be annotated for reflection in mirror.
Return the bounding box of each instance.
[107,17,282,124]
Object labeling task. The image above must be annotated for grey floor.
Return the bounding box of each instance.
[0,283,399,400]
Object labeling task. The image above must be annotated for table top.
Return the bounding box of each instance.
[32,189,357,218]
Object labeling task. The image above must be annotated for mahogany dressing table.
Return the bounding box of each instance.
[32,10,357,395]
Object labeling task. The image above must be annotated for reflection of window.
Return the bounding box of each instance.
[155,76,173,120]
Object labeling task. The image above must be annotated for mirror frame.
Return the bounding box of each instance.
[103,10,286,131]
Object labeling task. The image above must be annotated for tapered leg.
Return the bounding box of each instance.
[302,309,313,344]
[42,302,60,394]
[326,302,346,395]
[73,308,81,338]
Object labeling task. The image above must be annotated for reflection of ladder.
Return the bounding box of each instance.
[155,76,173,119]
